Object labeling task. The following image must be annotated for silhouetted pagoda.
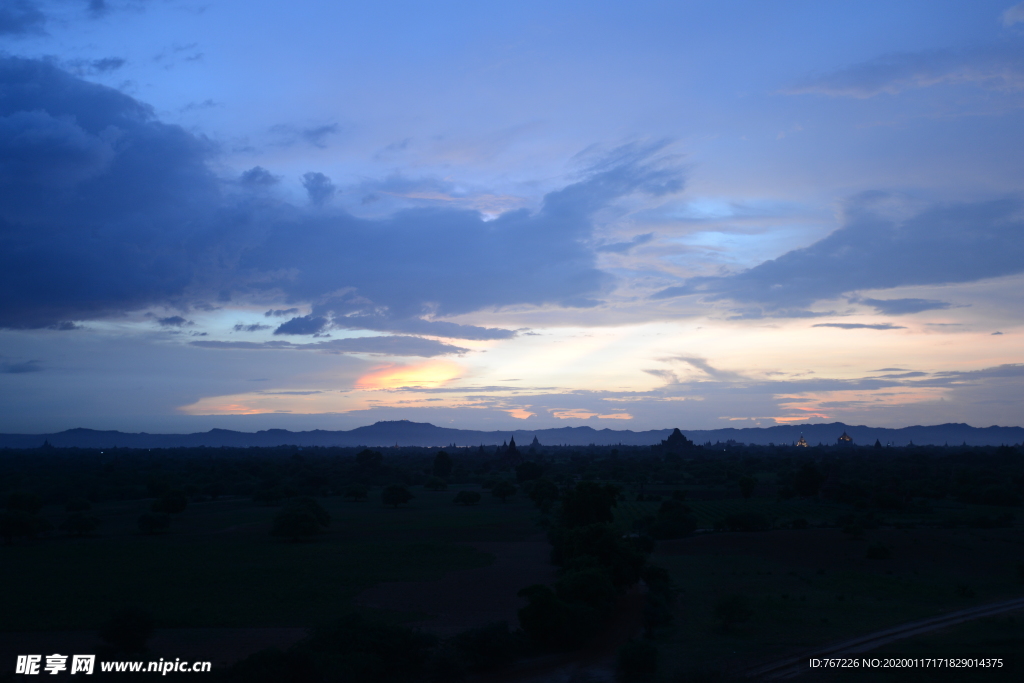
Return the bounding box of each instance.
[796,434,808,448]
[837,431,854,447]
[657,428,696,456]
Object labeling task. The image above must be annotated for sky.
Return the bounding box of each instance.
[1,0,1022,434]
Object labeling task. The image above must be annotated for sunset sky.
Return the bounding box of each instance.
[1,0,1022,433]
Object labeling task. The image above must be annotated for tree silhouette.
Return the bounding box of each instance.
[432,451,453,477]
[382,485,413,508]
[453,490,481,505]
[491,481,517,502]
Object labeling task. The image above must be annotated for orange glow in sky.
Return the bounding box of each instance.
[355,361,463,390]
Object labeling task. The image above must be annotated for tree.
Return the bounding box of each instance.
[382,485,413,508]
[492,481,517,502]
[560,482,619,527]
[424,476,448,491]
[527,478,560,513]
[60,513,100,536]
[272,497,331,541]
[138,512,170,535]
[432,451,453,478]
[272,507,321,541]
[1,510,43,544]
[739,475,758,500]
[453,491,481,505]
[151,490,187,514]
[517,585,569,648]
[65,498,92,512]
[516,461,543,483]
[617,639,658,683]
[356,449,383,470]
[651,499,697,539]
[343,484,369,501]
[6,492,41,514]
[793,463,825,497]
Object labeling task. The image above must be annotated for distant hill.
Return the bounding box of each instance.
[0,420,1021,449]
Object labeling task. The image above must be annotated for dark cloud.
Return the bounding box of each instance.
[240,166,279,187]
[654,194,1024,313]
[0,0,45,35]
[0,56,223,329]
[786,45,1024,98]
[302,172,336,206]
[303,124,339,148]
[273,315,329,335]
[232,323,271,332]
[191,336,468,357]
[855,297,952,315]
[157,316,193,327]
[812,323,906,330]
[0,58,684,332]
[1,359,41,373]
[328,315,516,340]
[247,140,682,329]
[992,331,1004,335]
[265,308,300,318]
[596,232,654,254]
[91,57,124,73]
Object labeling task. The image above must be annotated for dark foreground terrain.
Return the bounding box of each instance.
[2,437,1023,681]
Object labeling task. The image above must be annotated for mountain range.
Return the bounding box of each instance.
[0,420,1021,449]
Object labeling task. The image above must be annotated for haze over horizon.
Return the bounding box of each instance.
[1,1,1022,434]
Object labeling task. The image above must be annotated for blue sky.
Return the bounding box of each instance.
[1,0,1022,433]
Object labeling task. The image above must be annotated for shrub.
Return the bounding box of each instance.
[492,481,517,502]
[382,485,414,508]
[151,490,188,514]
[453,490,481,506]
[865,543,891,560]
[60,513,100,536]
[138,513,170,535]
[65,498,92,512]
[343,484,368,501]
[616,639,658,682]
[451,622,522,672]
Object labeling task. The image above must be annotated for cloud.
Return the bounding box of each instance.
[0,58,684,332]
[240,166,279,187]
[812,323,906,330]
[232,323,271,332]
[0,56,222,329]
[191,335,468,357]
[1004,2,1024,27]
[854,297,952,315]
[157,316,193,327]
[0,0,44,35]
[265,308,300,318]
[596,232,654,254]
[273,315,329,335]
[1,359,41,373]
[303,124,339,148]
[653,194,1024,313]
[673,356,746,381]
[785,45,1024,98]
[246,140,682,328]
[302,172,336,206]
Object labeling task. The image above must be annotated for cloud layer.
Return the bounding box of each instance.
[654,193,1024,314]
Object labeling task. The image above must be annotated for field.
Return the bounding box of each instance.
[0,487,544,632]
